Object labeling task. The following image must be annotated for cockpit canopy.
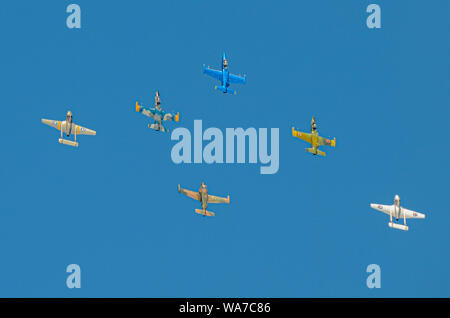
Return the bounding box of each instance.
[200,182,207,189]
[311,117,317,131]
[66,111,73,123]
[223,59,228,69]
[155,91,161,106]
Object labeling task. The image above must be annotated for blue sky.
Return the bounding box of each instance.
[0,0,448,297]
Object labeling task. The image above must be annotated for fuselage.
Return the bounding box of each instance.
[309,117,320,153]
[152,91,164,125]
[55,120,74,137]
[151,107,165,122]
[393,195,401,220]
[146,106,168,129]
[199,185,208,210]
[222,68,229,88]
[311,131,319,151]
[65,112,73,136]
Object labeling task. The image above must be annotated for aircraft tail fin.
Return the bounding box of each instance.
[306,148,326,156]
[195,209,215,217]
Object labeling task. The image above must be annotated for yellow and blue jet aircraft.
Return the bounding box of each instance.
[203,52,246,95]
[292,117,336,156]
[135,91,179,132]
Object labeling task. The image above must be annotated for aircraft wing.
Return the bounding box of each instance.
[163,112,180,122]
[319,136,336,147]
[370,204,392,216]
[72,123,96,135]
[203,65,222,80]
[42,119,61,130]
[229,73,246,84]
[292,127,312,144]
[402,207,426,219]
[136,102,157,119]
[207,194,230,204]
[178,185,200,201]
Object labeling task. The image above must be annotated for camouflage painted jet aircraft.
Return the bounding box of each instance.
[370,194,426,231]
[41,110,96,147]
[178,182,230,217]
[203,52,246,95]
[292,117,336,156]
[135,91,179,132]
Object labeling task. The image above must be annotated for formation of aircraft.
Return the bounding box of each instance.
[39,55,427,231]
[136,91,179,132]
[41,110,96,147]
[370,195,426,231]
[292,117,336,156]
[178,182,230,217]
[203,52,246,95]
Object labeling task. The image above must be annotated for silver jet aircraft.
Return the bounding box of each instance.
[370,194,425,231]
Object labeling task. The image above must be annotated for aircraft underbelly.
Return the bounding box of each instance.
[62,122,72,135]
[199,188,208,206]
[223,70,229,87]
[394,206,401,219]
[311,135,319,148]
[201,193,208,209]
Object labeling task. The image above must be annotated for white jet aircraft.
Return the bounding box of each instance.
[41,110,96,147]
[370,195,425,231]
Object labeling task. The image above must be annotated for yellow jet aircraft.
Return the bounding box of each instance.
[292,117,335,156]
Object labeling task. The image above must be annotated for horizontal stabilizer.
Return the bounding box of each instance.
[388,222,409,231]
[149,123,167,132]
[214,85,226,93]
[59,138,78,147]
[214,85,236,95]
[316,149,326,156]
[226,88,236,95]
[195,209,215,217]
[306,148,326,156]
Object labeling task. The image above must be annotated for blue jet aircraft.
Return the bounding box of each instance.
[203,53,246,95]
